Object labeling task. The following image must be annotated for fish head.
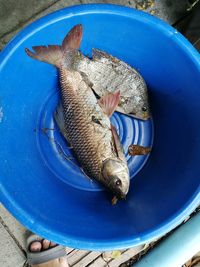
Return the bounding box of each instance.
[119,92,150,120]
[130,97,151,120]
[136,104,150,120]
[102,158,130,199]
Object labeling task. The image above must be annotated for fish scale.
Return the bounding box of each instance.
[59,68,115,180]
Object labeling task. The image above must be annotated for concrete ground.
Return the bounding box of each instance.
[0,0,199,266]
[0,203,150,267]
[0,0,193,51]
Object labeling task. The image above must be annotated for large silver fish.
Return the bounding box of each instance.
[72,48,150,120]
[26,25,130,199]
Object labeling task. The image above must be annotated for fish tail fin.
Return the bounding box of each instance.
[25,24,83,68]
[62,24,82,51]
[25,45,62,68]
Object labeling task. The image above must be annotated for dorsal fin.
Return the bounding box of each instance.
[111,125,126,161]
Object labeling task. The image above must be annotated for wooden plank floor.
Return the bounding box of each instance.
[64,246,145,267]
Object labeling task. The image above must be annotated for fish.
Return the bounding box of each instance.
[72,49,150,120]
[128,145,151,156]
[25,25,130,199]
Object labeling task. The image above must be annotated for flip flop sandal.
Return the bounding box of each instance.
[27,234,67,265]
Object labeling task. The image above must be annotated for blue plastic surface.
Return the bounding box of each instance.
[37,91,153,191]
[0,4,200,250]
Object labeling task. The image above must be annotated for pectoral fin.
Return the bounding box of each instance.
[54,103,72,146]
[128,145,151,156]
[98,91,120,117]
[111,124,126,161]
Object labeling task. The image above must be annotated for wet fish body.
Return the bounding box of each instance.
[72,49,150,120]
[26,25,130,199]
[59,70,119,176]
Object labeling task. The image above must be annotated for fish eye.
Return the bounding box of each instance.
[115,179,122,186]
[142,106,147,112]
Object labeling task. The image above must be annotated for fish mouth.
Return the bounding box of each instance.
[112,194,126,205]
[142,111,151,120]
[114,191,127,200]
[131,112,151,121]
[129,111,151,121]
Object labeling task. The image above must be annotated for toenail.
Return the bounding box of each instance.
[42,239,51,250]
[30,241,42,252]
[50,242,57,247]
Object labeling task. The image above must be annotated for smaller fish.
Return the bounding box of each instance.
[128,145,151,156]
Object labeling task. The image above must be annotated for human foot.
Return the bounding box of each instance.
[27,234,68,267]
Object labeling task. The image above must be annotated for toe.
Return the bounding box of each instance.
[49,241,57,248]
[42,239,51,250]
[30,241,42,252]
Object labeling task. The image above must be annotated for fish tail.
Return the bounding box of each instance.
[25,24,83,68]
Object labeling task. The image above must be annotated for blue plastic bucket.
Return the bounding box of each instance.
[0,4,200,250]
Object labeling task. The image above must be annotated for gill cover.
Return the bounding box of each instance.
[102,158,130,198]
